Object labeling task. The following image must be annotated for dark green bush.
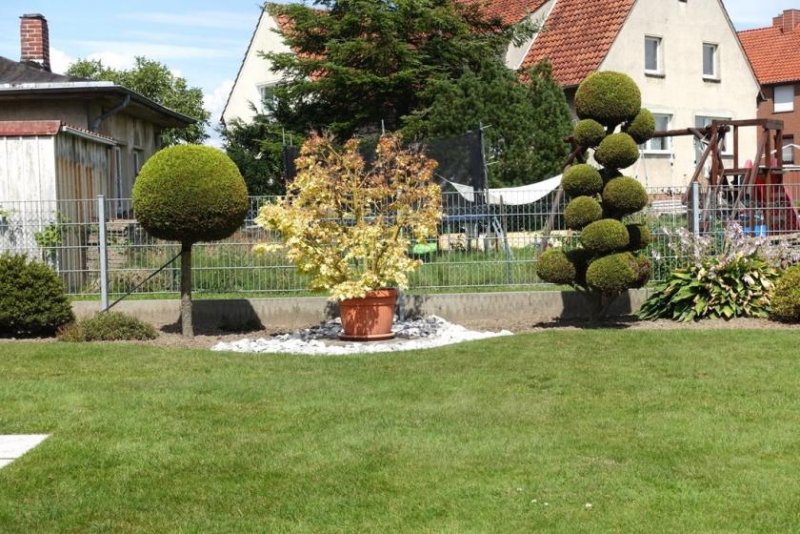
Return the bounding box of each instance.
[624,108,656,144]
[0,253,74,337]
[586,252,639,295]
[626,224,653,251]
[771,265,800,322]
[562,164,603,198]
[573,119,606,148]
[565,196,603,230]
[574,71,641,127]
[594,133,640,170]
[603,177,649,216]
[536,249,576,285]
[580,219,629,254]
[58,312,158,342]
[132,145,249,244]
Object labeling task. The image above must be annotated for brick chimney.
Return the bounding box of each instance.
[20,13,50,71]
[773,9,800,33]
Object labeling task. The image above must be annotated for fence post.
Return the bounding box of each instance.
[98,194,109,311]
[691,181,700,238]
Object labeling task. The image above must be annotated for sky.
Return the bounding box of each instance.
[0,0,797,145]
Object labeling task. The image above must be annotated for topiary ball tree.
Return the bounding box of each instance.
[133,145,249,337]
[538,71,655,318]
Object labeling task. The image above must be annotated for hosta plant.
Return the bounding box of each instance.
[256,133,442,301]
[639,223,784,321]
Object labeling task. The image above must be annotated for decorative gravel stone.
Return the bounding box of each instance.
[212,316,512,355]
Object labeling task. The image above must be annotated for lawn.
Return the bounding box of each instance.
[1,331,799,532]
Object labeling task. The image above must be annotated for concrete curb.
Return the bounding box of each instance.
[73,289,651,330]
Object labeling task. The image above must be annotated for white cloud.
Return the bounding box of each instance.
[205,79,235,125]
[121,11,255,30]
[49,47,75,75]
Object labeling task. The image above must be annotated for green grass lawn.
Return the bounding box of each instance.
[2,331,800,532]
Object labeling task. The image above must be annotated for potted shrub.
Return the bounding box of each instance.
[256,133,442,340]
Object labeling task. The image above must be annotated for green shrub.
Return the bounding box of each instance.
[586,252,639,295]
[565,196,603,230]
[626,223,653,251]
[574,71,641,127]
[562,164,603,198]
[639,254,778,321]
[573,119,606,148]
[594,133,640,170]
[58,312,158,342]
[0,253,74,337]
[624,108,656,144]
[132,145,249,244]
[603,177,648,216]
[771,265,800,322]
[536,249,576,285]
[580,219,629,253]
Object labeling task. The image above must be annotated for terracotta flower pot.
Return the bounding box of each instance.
[338,288,398,341]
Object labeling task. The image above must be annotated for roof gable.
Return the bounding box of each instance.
[739,25,800,85]
[519,0,636,86]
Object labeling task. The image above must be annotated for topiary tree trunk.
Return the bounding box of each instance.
[180,242,193,338]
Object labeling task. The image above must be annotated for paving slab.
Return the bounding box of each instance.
[0,435,49,469]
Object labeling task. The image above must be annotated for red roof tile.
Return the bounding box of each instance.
[739,25,800,85]
[519,0,636,87]
[0,120,61,136]
[0,120,117,144]
[460,0,549,26]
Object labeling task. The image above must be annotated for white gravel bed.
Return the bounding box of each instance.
[212,315,512,355]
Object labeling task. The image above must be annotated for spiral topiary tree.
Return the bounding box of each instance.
[536,71,654,317]
[133,145,249,337]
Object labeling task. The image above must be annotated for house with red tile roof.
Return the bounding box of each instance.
[739,9,800,184]
[225,0,760,188]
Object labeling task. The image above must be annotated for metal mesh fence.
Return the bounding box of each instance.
[1,184,798,297]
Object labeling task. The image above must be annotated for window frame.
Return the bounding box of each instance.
[774,85,795,113]
[641,113,672,154]
[695,115,733,156]
[644,35,663,76]
[782,136,795,165]
[257,82,278,115]
[702,42,719,80]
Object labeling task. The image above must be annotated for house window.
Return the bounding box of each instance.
[258,83,278,114]
[783,136,795,165]
[703,43,718,79]
[642,114,672,152]
[133,150,143,177]
[774,85,794,113]
[696,115,732,155]
[645,36,663,75]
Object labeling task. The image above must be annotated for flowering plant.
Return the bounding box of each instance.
[639,223,796,321]
[255,133,442,301]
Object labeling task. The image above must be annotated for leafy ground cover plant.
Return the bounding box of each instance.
[58,311,157,342]
[639,223,793,321]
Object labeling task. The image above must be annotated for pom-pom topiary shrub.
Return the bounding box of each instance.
[0,253,74,337]
[770,265,800,323]
[133,145,249,337]
[536,71,655,317]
